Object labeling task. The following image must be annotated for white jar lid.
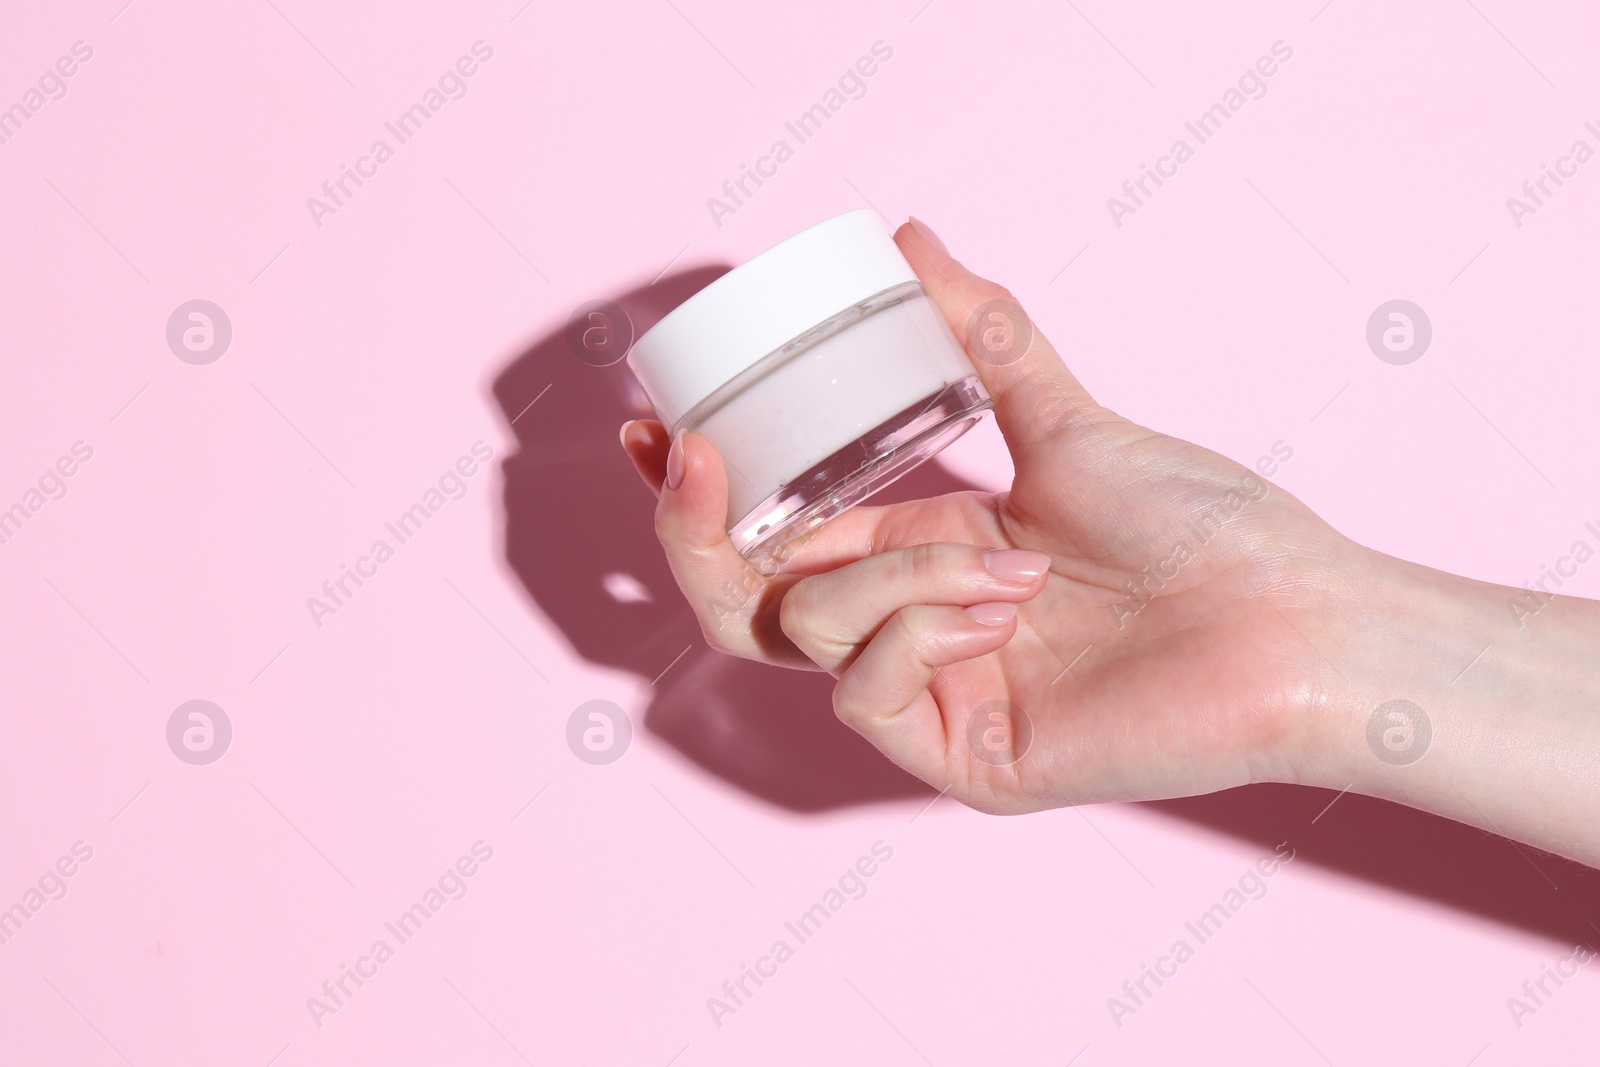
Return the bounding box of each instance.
[627,209,918,425]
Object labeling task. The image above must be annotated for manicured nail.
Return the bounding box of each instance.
[908,216,948,256]
[618,420,638,452]
[964,601,1017,626]
[665,430,686,490]
[984,548,1052,583]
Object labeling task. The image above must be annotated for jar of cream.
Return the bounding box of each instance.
[626,210,993,565]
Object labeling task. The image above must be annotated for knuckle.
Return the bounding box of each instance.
[697,602,755,657]
[886,605,939,669]
[652,497,722,558]
[904,541,944,591]
[831,676,866,728]
[651,502,675,547]
[777,578,815,647]
[700,571,767,655]
[702,586,749,638]
[698,621,737,657]
[902,541,978,601]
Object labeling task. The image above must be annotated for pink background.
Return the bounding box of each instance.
[3,0,1598,1063]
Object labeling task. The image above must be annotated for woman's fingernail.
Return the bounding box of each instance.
[908,216,948,256]
[984,549,1052,583]
[666,430,686,490]
[618,420,637,452]
[964,601,1017,626]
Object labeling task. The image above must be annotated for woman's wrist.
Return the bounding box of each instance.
[1288,543,1600,865]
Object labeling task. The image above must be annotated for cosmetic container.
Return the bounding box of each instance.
[627,210,992,564]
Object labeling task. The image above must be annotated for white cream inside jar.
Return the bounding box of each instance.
[627,211,992,566]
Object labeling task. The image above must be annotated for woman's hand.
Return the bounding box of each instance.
[621,217,1600,869]
[619,218,1367,814]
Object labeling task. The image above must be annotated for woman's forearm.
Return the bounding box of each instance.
[1297,547,1600,866]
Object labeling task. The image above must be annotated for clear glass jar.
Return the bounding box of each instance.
[627,211,992,566]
